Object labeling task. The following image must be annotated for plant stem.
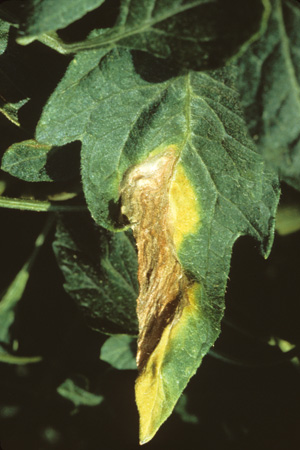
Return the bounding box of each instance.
[0,196,87,212]
[0,353,42,364]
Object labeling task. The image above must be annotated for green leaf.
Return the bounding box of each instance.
[1,139,81,182]
[53,214,138,335]
[275,202,300,235]
[18,0,105,41]
[0,220,49,345]
[57,377,103,407]
[23,0,271,71]
[236,0,300,190]
[36,48,279,234]
[0,17,9,54]
[37,48,280,441]
[100,334,137,370]
[0,218,52,362]
[0,97,29,126]
[0,14,71,142]
[36,44,110,146]
[0,22,32,104]
[0,264,30,345]
[174,394,198,424]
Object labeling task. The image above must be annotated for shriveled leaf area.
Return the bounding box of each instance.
[0,1,300,449]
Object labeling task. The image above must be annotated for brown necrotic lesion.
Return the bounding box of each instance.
[120,146,192,371]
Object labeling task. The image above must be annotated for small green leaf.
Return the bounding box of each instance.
[1,139,81,182]
[236,0,300,190]
[0,13,71,140]
[0,97,29,126]
[0,219,50,345]
[53,214,138,335]
[276,202,300,235]
[0,266,29,345]
[100,334,137,370]
[0,218,52,363]
[57,377,103,407]
[0,20,33,104]
[18,0,105,41]
[174,394,198,424]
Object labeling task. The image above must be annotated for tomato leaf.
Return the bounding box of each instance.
[0,17,9,54]
[1,139,80,182]
[236,0,300,191]
[100,334,137,370]
[0,97,29,127]
[57,377,104,407]
[53,214,138,335]
[38,47,280,442]
[20,0,271,71]
[18,0,106,41]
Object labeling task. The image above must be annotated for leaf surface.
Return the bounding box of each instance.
[0,18,9,54]
[38,48,280,442]
[236,0,300,190]
[53,214,138,335]
[100,334,137,370]
[0,98,29,126]
[0,261,30,346]
[0,220,50,362]
[57,377,103,407]
[23,0,270,71]
[1,139,80,182]
[19,0,105,39]
[174,394,198,424]
[0,221,49,346]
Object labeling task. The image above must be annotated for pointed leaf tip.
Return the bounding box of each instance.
[135,284,204,444]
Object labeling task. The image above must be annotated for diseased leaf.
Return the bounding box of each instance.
[53,214,138,335]
[57,377,103,407]
[236,0,300,190]
[38,48,280,442]
[1,139,81,182]
[100,334,137,370]
[18,0,105,41]
[22,0,271,71]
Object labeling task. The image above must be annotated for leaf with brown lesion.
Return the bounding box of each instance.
[120,145,202,443]
[65,49,278,443]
